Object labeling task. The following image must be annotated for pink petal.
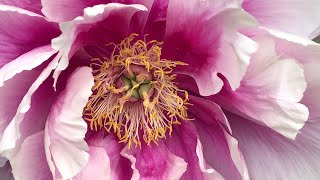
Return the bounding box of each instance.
[0,5,59,67]
[233,29,320,179]
[87,134,132,180]
[41,0,154,22]
[259,31,320,149]
[51,3,147,87]
[242,0,320,39]
[189,96,249,180]
[195,139,225,180]
[121,142,187,180]
[227,111,320,179]
[0,45,57,86]
[73,146,111,180]
[44,67,94,179]
[163,0,257,95]
[143,0,169,41]
[2,73,57,162]
[41,0,106,22]
[0,70,41,141]
[163,122,203,179]
[163,121,233,180]
[0,0,42,15]
[0,55,60,155]
[212,36,309,139]
[11,131,52,180]
[268,32,320,121]
[0,7,59,152]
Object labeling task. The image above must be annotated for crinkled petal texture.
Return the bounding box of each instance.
[45,67,94,179]
[163,0,257,96]
[217,29,320,179]
[242,0,320,39]
[211,35,309,140]
[264,31,320,121]
[258,30,320,150]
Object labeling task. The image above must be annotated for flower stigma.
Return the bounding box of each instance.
[83,34,191,148]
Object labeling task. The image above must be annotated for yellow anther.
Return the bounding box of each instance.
[84,34,191,148]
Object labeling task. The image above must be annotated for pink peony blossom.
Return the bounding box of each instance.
[0,0,319,180]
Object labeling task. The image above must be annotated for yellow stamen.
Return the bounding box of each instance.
[84,34,191,148]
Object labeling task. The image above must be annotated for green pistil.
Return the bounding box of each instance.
[121,76,132,90]
[121,74,152,99]
[131,89,140,99]
[138,84,152,97]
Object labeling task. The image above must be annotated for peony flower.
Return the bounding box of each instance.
[0,0,319,180]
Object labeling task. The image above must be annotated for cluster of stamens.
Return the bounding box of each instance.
[83,34,191,148]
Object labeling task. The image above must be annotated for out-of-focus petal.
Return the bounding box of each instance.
[0,45,57,86]
[227,111,320,180]
[163,0,257,96]
[121,142,187,180]
[11,131,52,180]
[212,36,308,139]
[73,146,111,180]
[44,67,94,179]
[0,5,60,67]
[0,161,14,180]
[51,3,147,87]
[0,0,42,15]
[189,96,249,180]
[242,0,320,39]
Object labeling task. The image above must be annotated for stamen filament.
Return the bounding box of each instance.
[84,34,191,148]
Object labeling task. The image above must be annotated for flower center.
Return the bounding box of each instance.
[83,34,191,148]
